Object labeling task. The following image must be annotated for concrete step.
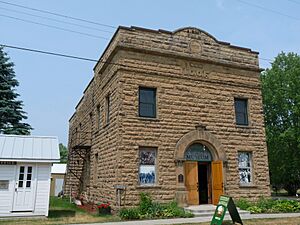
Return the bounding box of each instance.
[184,204,251,218]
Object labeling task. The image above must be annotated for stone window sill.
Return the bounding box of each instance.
[136,185,162,189]
[138,117,160,122]
[239,184,257,188]
[236,125,253,129]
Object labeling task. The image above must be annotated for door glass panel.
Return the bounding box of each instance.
[26,181,31,188]
[27,174,32,180]
[19,173,24,180]
[27,166,32,173]
[18,181,23,188]
[20,166,25,173]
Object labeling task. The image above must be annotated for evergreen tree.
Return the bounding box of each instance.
[0,47,32,135]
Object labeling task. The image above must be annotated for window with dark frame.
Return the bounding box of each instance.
[234,98,248,125]
[94,153,98,184]
[96,105,101,129]
[139,147,157,185]
[105,95,110,124]
[139,87,156,118]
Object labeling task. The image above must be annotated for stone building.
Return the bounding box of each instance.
[65,26,271,208]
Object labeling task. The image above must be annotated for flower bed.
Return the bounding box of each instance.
[97,203,111,215]
[119,193,193,220]
[236,198,300,213]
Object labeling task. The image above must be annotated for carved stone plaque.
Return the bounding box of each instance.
[189,40,202,54]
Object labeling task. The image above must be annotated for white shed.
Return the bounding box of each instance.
[0,134,60,217]
[50,163,66,196]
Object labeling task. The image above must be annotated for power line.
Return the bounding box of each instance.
[0,44,98,62]
[1,43,273,66]
[260,57,273,63]
[0,6,114,34]
[0,13,110,40]
[236,0,300,21]
[0,0,117,29]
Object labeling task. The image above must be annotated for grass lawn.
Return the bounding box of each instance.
[182,217,300,225]
[0,198,299,225]
[0,197,120,225]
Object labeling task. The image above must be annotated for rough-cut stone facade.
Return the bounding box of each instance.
[65,26,271,208]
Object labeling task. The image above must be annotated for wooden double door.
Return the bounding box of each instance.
[184,161,223,205]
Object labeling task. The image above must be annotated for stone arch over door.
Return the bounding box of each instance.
[174,128,227,206]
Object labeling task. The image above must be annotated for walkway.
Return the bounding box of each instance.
[73,213,300,225]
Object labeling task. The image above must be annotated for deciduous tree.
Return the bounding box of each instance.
[59,143,68,163]
[261,52,300,195]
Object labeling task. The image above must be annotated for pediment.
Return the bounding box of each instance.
[173,27,218,43]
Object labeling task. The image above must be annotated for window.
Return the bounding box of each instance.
[234,98,248,125]
[18,166,25,188]
[105,95,110,124]
[139,87,156,118]
[238,152,252,185]
[94,153,98,183]
[139,148,157,185]
[96,105,101,129]
[0,180,9,190]
[18,166,32,188]
[26,166,32,188]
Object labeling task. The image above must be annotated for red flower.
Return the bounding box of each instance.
[97,203,110,209]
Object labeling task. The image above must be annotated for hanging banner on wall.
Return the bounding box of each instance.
[210,195,243,225]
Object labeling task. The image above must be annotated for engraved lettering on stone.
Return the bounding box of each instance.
[181,62,209,78]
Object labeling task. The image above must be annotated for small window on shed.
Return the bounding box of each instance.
[0,180,9,190]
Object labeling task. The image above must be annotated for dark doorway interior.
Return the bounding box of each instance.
[198,163,209,204]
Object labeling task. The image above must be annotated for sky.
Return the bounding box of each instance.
[1,0,299,145]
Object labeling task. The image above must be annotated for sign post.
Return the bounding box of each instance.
[210,195,243,225]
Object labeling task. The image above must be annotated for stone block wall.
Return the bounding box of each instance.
[65,26,270,208]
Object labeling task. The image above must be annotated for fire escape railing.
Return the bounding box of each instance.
[67,131,92,187]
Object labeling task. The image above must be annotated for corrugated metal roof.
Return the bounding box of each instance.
[51,163,66,174]
[0,134,60,162]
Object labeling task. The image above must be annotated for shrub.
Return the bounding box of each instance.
[236,198,251,210]
[119,207,140,220]
[237,198,300,214]
[139,192,153,215]
[246,206,263,214]
[256,197,276,211]
[271,200,300,213]
[119,193,193,220]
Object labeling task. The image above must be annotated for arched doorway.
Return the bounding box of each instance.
[184,143,212,205]
[175,128,227,206]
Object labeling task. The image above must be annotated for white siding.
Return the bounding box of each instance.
[34,163,51,216]
[0,165,16,215]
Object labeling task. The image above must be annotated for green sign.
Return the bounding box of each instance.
[210,195,243,225]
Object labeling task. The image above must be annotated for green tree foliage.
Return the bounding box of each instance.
[0,47,32,135]
[59,143,68,163]
[261,52,300,195]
